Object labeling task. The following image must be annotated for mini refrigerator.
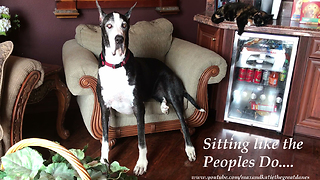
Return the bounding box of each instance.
[224,32,299,132]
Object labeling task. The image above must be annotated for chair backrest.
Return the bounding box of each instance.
[75,18,173,62]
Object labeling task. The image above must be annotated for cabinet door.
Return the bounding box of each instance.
[197,23,222,53]
[295,58,320,137]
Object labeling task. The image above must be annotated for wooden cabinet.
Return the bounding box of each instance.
[196,24,234,123]
[197,24,223,53]
[295,38,320,138]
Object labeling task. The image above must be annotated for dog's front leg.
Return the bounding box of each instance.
[97,78,111,164]
[132,100,148,175]
[100,107,111,164]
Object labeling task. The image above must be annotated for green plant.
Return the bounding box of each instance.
[0,6,20,36]
[0,145,137,180]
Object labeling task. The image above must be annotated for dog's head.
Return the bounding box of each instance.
[303,3,320,18]
[96,0,136,57]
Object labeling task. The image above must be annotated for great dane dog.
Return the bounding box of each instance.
[96,1,204,175]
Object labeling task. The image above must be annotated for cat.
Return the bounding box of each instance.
[211,2,273,35]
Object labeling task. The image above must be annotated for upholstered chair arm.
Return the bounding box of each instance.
[62,39,99,96]
[165,37,227,126]
[0,56,43,155]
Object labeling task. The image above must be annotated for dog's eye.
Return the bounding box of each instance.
[106,24,113,29]
[122,23,127,28]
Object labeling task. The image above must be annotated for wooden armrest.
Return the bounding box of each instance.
[11,71,42,145]
[79,75,102,139]
[187,65,220,127]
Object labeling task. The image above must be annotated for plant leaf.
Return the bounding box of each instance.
[87,169,106,180]
[69,149,85,161]
[0,170,6,178]
[83,144,89,153]
[110,161,129,173]
[38,171,55,180]
[52,153,67,163]
[1,14,10,19]
[1,147,44,179]
[45,163,75,180]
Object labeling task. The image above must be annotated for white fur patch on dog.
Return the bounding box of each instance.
[99,67,135,115]
[160,97,169,114]
[134,146,148,176]
[105,13,126,58]
[100,138,109,164]
[185,145,196,162]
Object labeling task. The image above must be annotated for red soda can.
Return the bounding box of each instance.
[246,68,254,82]
[238,68,247,81]
[253,69,262,84]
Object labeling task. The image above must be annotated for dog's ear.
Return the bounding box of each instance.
[125,2,137,19]
[96,0,106,23]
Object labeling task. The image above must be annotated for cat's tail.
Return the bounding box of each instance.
[211,12,224,24]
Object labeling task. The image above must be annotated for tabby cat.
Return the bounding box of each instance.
[211,2,273,35]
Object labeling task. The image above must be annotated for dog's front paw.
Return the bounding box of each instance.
[185,145,196,162]
[133,159,148,176]
[100,146,109,164]
[100,157,109,164]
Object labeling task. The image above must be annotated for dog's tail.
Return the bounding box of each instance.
[184,91,206,113]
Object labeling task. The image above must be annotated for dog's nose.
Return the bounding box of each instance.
[115,35,124,44]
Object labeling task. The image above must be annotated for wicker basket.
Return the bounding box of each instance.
[1,138,91,180]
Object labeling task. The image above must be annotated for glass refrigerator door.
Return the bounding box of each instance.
[224,32,299,132]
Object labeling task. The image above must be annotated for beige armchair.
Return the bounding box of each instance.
[0,41,44,155]
[62,18,227,144]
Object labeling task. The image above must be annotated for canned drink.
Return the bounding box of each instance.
[251,93,257,100]
[262,70,270,85]
[238,68,247,81]
[253,69,262,84]
[246,68,254,82]
[276,97,282,103]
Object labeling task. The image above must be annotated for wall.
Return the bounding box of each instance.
[2,0,206,65]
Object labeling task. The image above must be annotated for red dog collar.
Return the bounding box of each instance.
[100,51,130,69]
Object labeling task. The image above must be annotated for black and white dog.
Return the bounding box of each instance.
[96,1,205,175]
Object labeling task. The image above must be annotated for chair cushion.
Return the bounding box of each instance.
[0,41,13,109]
[75,18,173,61]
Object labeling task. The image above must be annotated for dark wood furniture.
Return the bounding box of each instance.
[54,0,180,18]
[194,13,320,138]
[295,38,320,137]
[27,64,71,141]
[10,70,42,145]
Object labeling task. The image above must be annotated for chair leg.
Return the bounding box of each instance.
[28,65,71,140]
[53,74,71,139]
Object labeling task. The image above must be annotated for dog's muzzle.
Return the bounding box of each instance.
[115,35,124,45]
[113,35,125,56]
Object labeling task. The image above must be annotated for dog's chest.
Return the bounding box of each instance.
[99,67,135,114]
